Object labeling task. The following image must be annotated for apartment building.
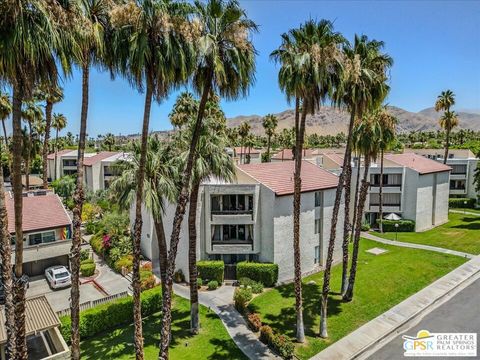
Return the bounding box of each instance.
[6,190,72,276]
[138,161,345,283]
[404,148,479,199]
[233,146,262,164]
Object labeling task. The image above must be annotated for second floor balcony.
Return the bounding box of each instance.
[210,194,254,221]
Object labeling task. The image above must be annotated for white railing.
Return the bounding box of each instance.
[56,291,129,317]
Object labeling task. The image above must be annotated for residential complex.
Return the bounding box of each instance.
[6,190,72,276]
[138,161,345,283]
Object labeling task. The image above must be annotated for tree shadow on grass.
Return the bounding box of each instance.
[208,332,252,360]
[452,217,480,230]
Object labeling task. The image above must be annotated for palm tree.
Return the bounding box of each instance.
[262,114,277,162]
[238,122,251,164]
[69,0,112,357]
[51,113,67,181]
[21,101,43,189]
[377,109,397,233]
[111,1,196,357]
[439,111,459,164]
[0,91,11,143]
[434,90,455,164]
[321,34,392,337]
[34,83,64,188]
[271,19,345,342]
[343,110,382,301]
[158,1,257,357]
[103,132,115,151]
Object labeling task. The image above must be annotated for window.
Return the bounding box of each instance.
[314,191,322,207]
[370,193,401,206]
[28,231,56,246]
[315,219,321,234]
[314,246,320,264]
[451,164,467,175]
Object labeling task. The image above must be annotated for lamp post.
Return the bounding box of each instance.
[394,223,399,242]
[464,201,467,215]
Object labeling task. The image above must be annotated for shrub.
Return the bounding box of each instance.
[238,277,264,294]
[60,287,161,343]
[361,222,370,231]
[197,277,203,288]
[247,313,262,332]
[114,255,133,273]
[449,197,476,209]
[259,325,274,345]
[141,262,152,271]
[82,203,102,223]
[271,334,295,359]
[85,221,100,235]
[90,235,103,255]
[140,270,156,290]
[174,269,185,283]
[80,249,91,262]
[207,280,219,290]
[378,219,415,232]
[80,263,96,277]
[237,262,278,287]
[51,175,75,199]
[233,287,252,313]
[80,258,94,265]
[197,260,224,283]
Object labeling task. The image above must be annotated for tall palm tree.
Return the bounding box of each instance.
[271,19,345,342]
[69,1,112,357]
[0,91,11,144]
[34,83,64,188]
[51,113,67,180]
[158,1,257,357]
[21,101,43,189]
[109,136,178,293]
[343,110,382,301]
[262,114,277,162]
[103,132,115,151]
[0,0,69,355]
[321,34,392,337]
[434,90,455,164]
[439,111,459,164]
[172,93,234,334]
[238,122,250,164]
[111,1,196,357]
[377,109,397,233]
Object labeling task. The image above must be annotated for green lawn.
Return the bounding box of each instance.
[81,296,246,360]
[248,239,466,359]
[372,213,480,254]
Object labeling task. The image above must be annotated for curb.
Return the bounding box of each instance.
[310,255,480,360]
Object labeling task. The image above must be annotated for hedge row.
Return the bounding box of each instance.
[449,197,476,209]
[60,287,161,343]
[377,219,415,232]
[237,262,278,287]
[197,260,224,283]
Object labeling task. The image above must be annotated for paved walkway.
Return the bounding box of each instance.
[450,209,480,216]
[310,255,480,360]
[173,283,279,360]
[362,232,474,259]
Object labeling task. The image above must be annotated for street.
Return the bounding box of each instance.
[369,277,480,360]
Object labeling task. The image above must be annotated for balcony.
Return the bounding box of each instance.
[211,239,254,253]
[211,209,254,224]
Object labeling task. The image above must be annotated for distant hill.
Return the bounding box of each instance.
[227,106,480,135]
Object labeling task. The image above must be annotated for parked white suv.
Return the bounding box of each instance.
[45,266,72,289]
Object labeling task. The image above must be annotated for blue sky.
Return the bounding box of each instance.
[50,0,480,137]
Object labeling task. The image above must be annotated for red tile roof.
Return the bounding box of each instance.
[385,153,452,174]
[271,148,316,160]
[234,147,261,155]
[322,153,344,166]
[47,149,73,160]
[83,151,119,166]
[237,161,339,196]
[5,193,71,234]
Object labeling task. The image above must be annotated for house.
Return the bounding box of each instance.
[351,153,451,232]
[404,148,479,200]
[47,150,128,192]
[138,161,344,283]
[233,146,262,164]
[6,190,72,276]
[0,296,69,360]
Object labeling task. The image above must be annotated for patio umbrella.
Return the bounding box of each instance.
[384,213,401,221]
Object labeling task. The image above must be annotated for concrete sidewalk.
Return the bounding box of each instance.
[362,232,474,259]
[310,255,480,360]
[173,283,279,360]
[450,209,480,217]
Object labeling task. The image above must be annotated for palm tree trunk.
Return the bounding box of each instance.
[343,155,371,302]
[159,77,212,360]
[25,122,33,190]
[42,100,53,188]
[379,149,384,232]
[267,135,271,162]
[188,181,200,334]
[12,83,28,359]
[293,97,306,343]
[0,153,16,359]
[340,151,352,295]
[2,120,8,145]
[153,217,168,293]
[132,75,155,360]
[54,129,59,180]
[70,62,90,360]
[443,128,450,164]
[319,109,355,338]
[350,155,361,240]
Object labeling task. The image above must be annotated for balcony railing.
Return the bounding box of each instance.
[211,239,253,251]
[370,183,402,187]
[211,209,253,215]
[370,203,401,207]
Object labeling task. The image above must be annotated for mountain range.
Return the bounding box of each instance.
[226,106,480,136]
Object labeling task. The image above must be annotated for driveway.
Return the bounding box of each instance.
[369,276,480,360]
